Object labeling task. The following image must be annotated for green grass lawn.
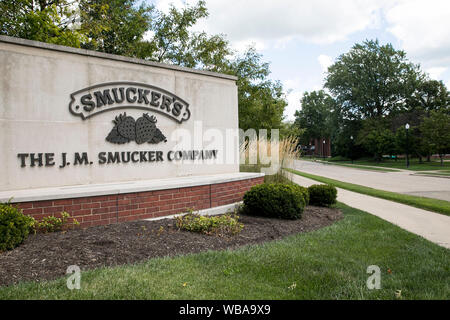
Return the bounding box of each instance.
[285,168,450,217]
[1,203,448,300]
[324,158,449,171]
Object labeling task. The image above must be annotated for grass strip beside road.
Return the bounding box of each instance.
[1,203,449,299]
[415,172,450,177]
[315,160,400,172]
[285,168,450,217]
[332,159,449,171]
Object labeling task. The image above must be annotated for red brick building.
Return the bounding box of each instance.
[302,138,331,157]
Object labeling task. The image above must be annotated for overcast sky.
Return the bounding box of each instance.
[149,0,450,121]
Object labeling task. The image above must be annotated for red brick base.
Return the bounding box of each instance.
[14,176,264,228]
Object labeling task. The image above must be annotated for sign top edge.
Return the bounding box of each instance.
[0,35,239,82]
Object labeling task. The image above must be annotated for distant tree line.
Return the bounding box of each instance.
[0,0,291,135]
[294,39,450,164]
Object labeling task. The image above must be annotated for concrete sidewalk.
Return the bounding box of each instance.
[289,173,450,249]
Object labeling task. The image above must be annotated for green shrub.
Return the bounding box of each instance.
[176,211,244,236]
[296,185,310,205]
[0,203,36,252]
[243,183,307,220]
[37,211,79,233]
[308,184,337,207]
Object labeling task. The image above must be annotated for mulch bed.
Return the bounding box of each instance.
[0,206,342,287]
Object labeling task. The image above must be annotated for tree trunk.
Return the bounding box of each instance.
[427,154,431,162]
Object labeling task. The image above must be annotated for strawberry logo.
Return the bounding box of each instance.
[135,114,157,144]
[116,113,136,140]
[106,112,167,145]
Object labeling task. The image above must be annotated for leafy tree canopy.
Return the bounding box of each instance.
[294,90,336,143]
[325,39,423,120]
[420,110,450,165]
[407,79,450,114]
[0,0,84,47]
[231,47,287,132]
[356,119,396,161]
[79,0,152,57]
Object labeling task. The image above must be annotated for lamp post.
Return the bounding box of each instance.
[350,135,354,164]
[323,139,326,159]
[405,123,410,168]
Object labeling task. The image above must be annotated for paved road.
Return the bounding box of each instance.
[292,160,450,201]
[290,174,450,249]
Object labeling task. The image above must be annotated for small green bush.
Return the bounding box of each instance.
[176,211,244,236]
[308,184,337,207]
[243,183,307,220]
[37,211,79,233]
[0,203,36,252]
[296,185,310,205]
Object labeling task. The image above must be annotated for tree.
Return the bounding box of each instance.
[407,79,449,114]
[389,111,427,162]
[79,0,153,56]
[230,47,287,132]
[357,119,396,162]
[173,32,232,72]
[325,39,423,120]
[147,0,207,63]
[396,79,449,161]
[420,111,450,166]
[294,90,335,144]
[0,0,84,47]
[282,121,305,137]
[331,119,366,160]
